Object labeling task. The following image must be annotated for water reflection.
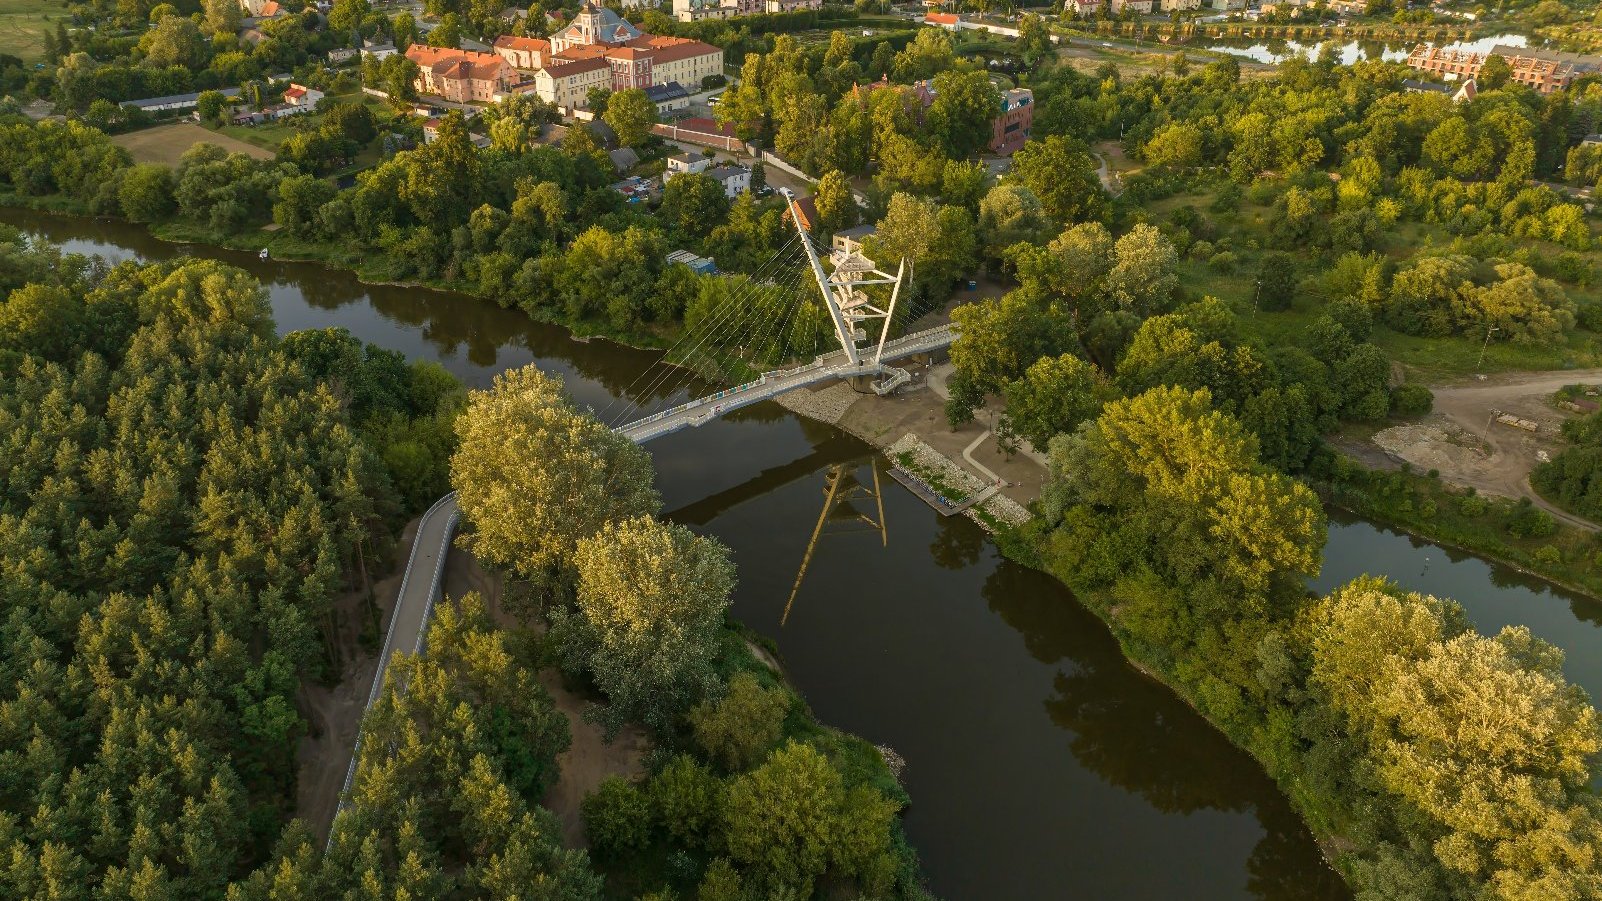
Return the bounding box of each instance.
[9,209,1359,899]
[1197,32,1527,66]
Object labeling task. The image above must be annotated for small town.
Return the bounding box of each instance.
[5,0,1602,898]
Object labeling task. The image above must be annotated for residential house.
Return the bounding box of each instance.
[1111,0,1154,12]
[1209,0,1245,9]
[1401,77,1477,103]
[831,224,876,257]
[1326,0,1364,14]
[705,164,751,197]
[493,34,550,69]
[663,151,714,181]
[924,12,961,29]
[362,39,398,61]
[672,0,764,22]
[406,45,515,102]
[645,81,692,113]
[667,249,717,273]
[119,87,243,113]
[327,46,359,64]
[238,0,285,16]
[784,195,819,232]
[261,82,323,119]
[764,0,822,11]
[1068,0,1103,16]
[608,146,640,172]
[991,86,1032,155]
[1159,0,1201,10]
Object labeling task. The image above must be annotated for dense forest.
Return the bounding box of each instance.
[0,227,461,894]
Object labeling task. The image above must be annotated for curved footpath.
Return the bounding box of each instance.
[331,492,459,829]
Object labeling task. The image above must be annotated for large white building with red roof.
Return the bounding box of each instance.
[498,1,723,108]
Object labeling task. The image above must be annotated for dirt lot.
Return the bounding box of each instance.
[112,123,276,167]
[1369,369,1602,531]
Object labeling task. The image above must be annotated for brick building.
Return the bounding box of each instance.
[991,87,1033,156]
[499,1,722,107]
[1406,43,1602,95]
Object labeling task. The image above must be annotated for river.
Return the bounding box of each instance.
[1195,32,1527,66]
[10,209,1602,898]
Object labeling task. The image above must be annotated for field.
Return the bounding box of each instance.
[0,0,65,63]
[112,122,276,166]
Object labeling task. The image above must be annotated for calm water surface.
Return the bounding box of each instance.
[14,209,1600,897]
[1197,32,1527,66]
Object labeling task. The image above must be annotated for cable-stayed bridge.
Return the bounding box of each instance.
[329,189,955,835]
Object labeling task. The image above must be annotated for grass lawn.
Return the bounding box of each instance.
[216,92,404,156]
[112,122,276,166]
[0,0,66,63]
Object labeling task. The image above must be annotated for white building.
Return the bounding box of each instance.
[705,163,751,197]
[663,151,714,181]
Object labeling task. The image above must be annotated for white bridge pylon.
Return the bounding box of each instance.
[613,191,950,444]
[782,188,907,379]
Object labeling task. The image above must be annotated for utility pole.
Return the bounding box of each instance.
[1476,324,1500,374]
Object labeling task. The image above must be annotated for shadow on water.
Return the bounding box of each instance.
[3,209,1374,899]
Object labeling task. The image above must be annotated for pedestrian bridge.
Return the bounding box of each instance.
[615,324,956,443]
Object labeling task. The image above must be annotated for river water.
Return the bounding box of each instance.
[1195,32,1527,66]
[10,209,1602,899]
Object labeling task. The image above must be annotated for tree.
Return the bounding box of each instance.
[660,171,730,241]
[1478,53,1511,90]
[139,15,207,69]
[203,0,241,36]
[427,13,462,47]
[273,174,336,236]
[323,103,377,145]
[813,170,857,235]
[688,672,791,771]
[555,515,735,734]
[450,365,659,586]
[117,163,176,222]
[1009,135,1106,224]
[1000,353,1106,452]
[581,777,651,860]
[868,192,978,291]
[602,87,656,148]
[977,184,1048,255]
[892,27,954,81]
[196,89,230,124]
[1257,251,1297,312]
[926,69,1001,159]
[1105,224,1179,316]
[1144,122,1204,169]
[328,0,370,37]
[724,741,899,897]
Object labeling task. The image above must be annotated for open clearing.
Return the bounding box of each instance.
[112,123,276,167]
[0,0,63,63]
[1367,369,1602,531]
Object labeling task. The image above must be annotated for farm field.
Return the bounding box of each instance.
[112,122,276,166]
[0,0,64,62]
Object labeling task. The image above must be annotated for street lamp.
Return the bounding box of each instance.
[1476,324,1500,374]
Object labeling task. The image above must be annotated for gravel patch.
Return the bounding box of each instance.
[776,380,861,424]
[886,433,1032,531]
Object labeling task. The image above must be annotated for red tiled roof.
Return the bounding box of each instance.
[407,45,510,82]
[494,34,550,52]
[925,12,959,24]
[638,39,719,65]
[259,0,282,15]
[283,86,306,99]
[675,117,736,138]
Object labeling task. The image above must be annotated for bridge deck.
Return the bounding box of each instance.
[616,324,954,443]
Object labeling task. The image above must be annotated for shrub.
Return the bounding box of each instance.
[1208,250,1238,272]
[1189,239,1215,260]
[1389,384,1434,418]
[581,777,652,860]
[1507,501,1557,539]
[1458,495,1489,517]
[1534,545,1563,565]
[689,672,791,772]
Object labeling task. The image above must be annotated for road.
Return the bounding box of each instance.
[1428,368,1602,532]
